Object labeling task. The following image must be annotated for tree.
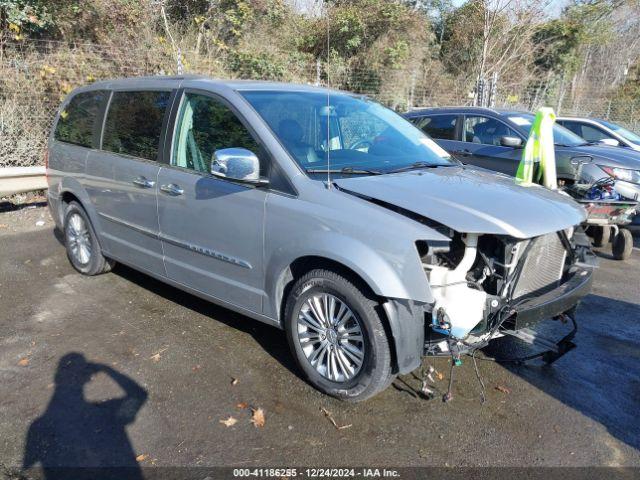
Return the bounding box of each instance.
[440,0,547,92]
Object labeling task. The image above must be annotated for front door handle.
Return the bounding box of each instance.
[132,176,155,188]
[160,183,184,196]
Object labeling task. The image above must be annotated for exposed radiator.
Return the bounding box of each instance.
[512,233,567,299]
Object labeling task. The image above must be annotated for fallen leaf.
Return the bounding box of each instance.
[149,347,167,362]
[135,454,148,462]
[219,416,238,427]
[236,402,248,409]
[0,224,7,229]
[251,408,265,428]
[495,385,511,394]
[18,358,29,366]
[231,377,239,386]
[192,365,201,371]
[435,371,444,381]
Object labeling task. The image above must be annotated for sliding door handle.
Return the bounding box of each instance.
[132,176,155,188]
[160,183,184,196]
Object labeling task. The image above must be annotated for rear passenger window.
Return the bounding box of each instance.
[54,91,107,148]
[102,91,171,161]
[414,115,458,140]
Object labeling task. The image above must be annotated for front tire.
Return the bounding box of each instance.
[284,269,394,402]
[63,201,114,275]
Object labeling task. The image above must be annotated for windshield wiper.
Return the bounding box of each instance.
[386,161,452,174]
[306,167,383,175]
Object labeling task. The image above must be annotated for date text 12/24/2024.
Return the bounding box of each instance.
[233,468,401,478]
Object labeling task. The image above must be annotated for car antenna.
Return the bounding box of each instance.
[326,2,331,189]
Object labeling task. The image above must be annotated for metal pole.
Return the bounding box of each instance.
[177,47,183,75]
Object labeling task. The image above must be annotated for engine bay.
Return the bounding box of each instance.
[418,226,595,356]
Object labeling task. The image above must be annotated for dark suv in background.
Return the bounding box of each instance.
[404,107,640,204]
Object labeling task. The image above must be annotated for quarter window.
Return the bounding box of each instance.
[54,91,107,148]
[102,90,171,161]
[172,93,260,174]
[464,116,519,145]
[414,115,458,140]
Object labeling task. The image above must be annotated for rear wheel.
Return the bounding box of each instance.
[284,269,394,402]
[611,228,633,261]
[64,201,114,275]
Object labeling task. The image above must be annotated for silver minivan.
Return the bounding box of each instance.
[47,76,594,401]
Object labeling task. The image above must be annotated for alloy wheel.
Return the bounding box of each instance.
[66,213,92,265]
[296,293,365,382]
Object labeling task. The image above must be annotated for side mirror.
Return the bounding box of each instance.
[598,138,620,147]
[211,148,268,185]
[500,136,523,148]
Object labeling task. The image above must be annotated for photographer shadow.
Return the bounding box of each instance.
[23,353,147,480]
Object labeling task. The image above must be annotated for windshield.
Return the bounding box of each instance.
[506,113,587,147]
[241,90,456,177]
[596,119,640,146]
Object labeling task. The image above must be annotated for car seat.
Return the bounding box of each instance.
[278,119,320,166]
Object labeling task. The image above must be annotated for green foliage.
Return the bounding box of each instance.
[533,19,583,73]
[383,40,409,68]
[227,51,287,80]
[304,0,422,61]
[439,0,485,77]
[0,0,148,41]
[564,0,616,44]
[0,0,54,37]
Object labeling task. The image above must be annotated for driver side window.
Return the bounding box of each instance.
[464,116,518,146]
[172,92,260,174]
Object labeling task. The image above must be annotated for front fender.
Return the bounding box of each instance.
[264,231,433,322]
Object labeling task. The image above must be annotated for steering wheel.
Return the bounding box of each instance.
[350,139,373,151]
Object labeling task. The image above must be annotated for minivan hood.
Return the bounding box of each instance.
[334,166,586,239]
[558,144,640,169]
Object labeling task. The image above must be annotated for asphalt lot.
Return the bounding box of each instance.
[1,204,639,473]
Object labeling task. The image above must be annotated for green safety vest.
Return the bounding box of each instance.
[516,107,558,190]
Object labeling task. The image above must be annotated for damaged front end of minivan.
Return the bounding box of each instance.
[417,226,596,362]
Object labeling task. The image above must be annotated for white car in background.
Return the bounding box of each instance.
[557,117,640,152]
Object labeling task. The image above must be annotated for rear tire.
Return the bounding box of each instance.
[591,226,611,248]
[63,201,114,275]
[612,228,633,261]
[284,269,394,402]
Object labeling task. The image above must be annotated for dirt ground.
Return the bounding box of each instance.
[1,204,639,475]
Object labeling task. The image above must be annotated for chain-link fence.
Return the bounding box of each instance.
[1,39,638,168]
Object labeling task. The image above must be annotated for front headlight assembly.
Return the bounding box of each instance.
[599,165,640,185]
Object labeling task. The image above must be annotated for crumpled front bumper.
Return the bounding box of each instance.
[391,249,595,373]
